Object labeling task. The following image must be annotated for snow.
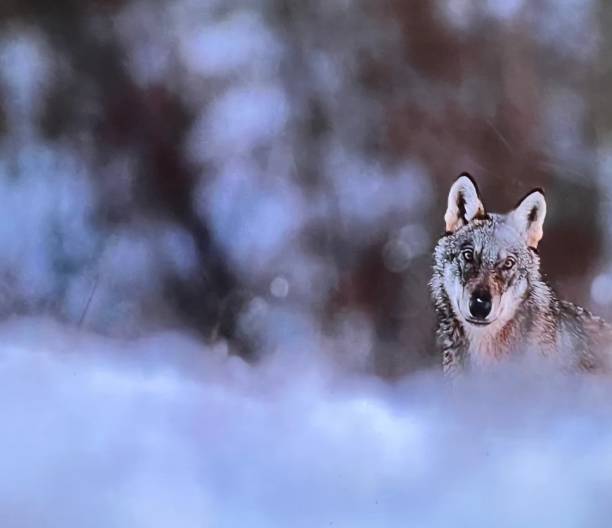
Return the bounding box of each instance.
[1,319,612,527]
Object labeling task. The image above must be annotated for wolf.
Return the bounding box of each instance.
[430,173,611,376]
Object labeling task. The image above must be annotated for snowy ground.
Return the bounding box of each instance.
[2,318,612,527]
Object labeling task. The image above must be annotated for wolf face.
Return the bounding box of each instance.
[433,174,547,334]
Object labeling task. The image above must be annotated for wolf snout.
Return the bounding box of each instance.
[469,289,492,320]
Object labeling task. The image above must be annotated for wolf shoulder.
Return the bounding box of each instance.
[556,299,612,371]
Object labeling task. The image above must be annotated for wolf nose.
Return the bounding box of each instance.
[469,291,492,320]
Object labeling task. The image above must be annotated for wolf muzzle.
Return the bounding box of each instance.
[469,289,492,321]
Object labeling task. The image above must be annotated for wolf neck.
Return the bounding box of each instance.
[463,318,526,368]
[461,280,556,368]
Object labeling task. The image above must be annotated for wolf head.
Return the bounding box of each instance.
[432,173,547,332]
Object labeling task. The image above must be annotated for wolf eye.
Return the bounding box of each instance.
[462,249,474,262]
[502,257,516,270]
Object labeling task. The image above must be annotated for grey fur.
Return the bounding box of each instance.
[430,176,611,376]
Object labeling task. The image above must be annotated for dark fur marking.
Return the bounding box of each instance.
[457,191,467,224]
[528,206,538,223]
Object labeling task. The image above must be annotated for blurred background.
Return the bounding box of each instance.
[0,0,610,378]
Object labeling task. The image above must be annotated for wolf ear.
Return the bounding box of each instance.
[510,189,547,249]
[444,173,486,233]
